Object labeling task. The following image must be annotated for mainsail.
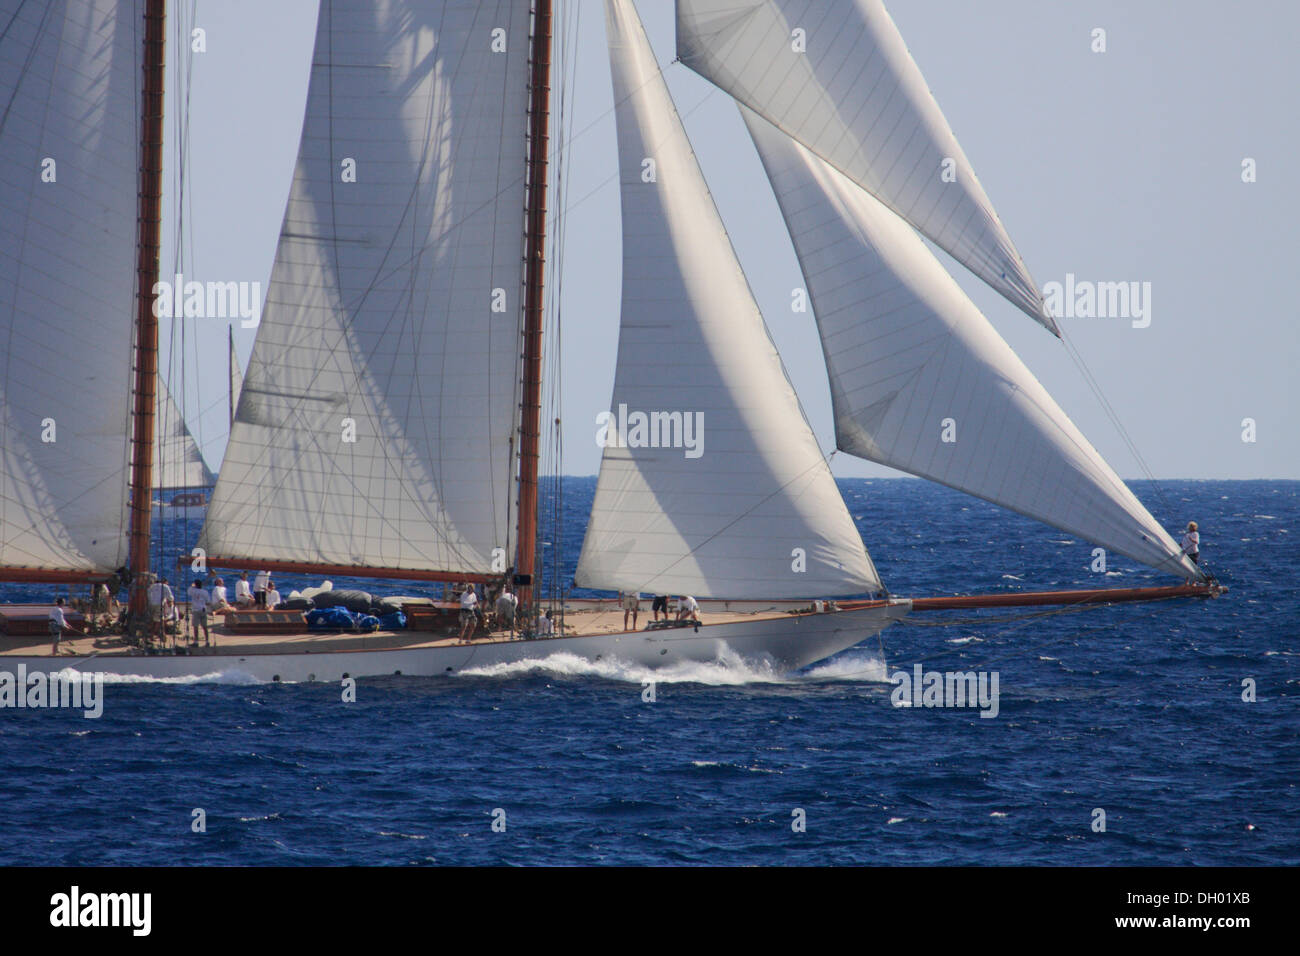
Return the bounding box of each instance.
[0,0,139,573]
[199,0,531,575]
[153,379,215,490]
[744,108,1201,580]
[574,0,881,599]
[676,0,1055,333]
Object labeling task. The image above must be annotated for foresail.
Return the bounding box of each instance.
[154,379,215,490]
[676,0,1056,334]
[745,108,1201,580]
[228,333,243,428]
[573,0,881,600]
[0,0,139,573]
[199,0,531,575]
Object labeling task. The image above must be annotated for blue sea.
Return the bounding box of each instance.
[1,478,1295,866]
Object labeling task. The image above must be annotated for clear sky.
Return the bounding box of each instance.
[161,0,1298,481]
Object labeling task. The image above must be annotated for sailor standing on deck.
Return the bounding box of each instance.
[188,580,211,646]
[48,597,81,655]
[253,569,271,607]
[458,585,479,643]
[676,595,700,624]
[495,587,518,633]
[1181,522,1201,566]
[620,590,641,630]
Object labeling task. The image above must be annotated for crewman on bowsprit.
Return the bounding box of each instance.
[1181,521,1201,565]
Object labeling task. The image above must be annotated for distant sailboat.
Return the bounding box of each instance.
[0,0,1217,681]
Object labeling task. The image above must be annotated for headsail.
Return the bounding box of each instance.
[228,330,243,430]
[199,0,531,576]
[574,0,881,599]
[676,0,1055,334]
[153,379,215,490]
[0,0,139,573]
[744,108,1201,580]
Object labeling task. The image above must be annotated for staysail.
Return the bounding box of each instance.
[228,330,243,429]
[0,0,139,573]
[744,108,1201,580]
[676,0,1055,334]
[153,379,215,490]
[574,0,881,599]
[199,0,531,576]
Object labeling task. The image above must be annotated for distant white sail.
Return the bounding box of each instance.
[200,0,531,574]
[677,0,1055,334]
[574,0,881,599]
[153,379,215,490]
[745,108,1201,580]
[0,0,138,572]
[228,331,243,429]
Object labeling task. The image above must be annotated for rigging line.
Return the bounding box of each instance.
[1056,322,1177,521]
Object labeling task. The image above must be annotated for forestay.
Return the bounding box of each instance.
[0,0,139,572]
[745,109,1201,580]
[574,0,881,599]
[676,0,1055,333]
[201,0,530,574]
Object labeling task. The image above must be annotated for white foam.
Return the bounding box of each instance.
[458,645,892,686]
[68,667,265,686]
[456,648,788,685]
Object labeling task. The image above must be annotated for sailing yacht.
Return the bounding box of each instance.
[0,0,1216,683]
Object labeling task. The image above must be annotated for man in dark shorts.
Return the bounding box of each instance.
[651,595,668,622]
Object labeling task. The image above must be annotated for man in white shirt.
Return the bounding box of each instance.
[188,580,211,645]
[458,586,479,643]
[265,581,282,610]
[620,590,641,631]
[209,578,231,612]
[147,577,174,618]
[1181,521,1200,566]
[537,610,554,637]
[48,597,80,655]
[676,594,700,624]
[254,570,271,607]
[495,588,518,632]
[234,572,254,607]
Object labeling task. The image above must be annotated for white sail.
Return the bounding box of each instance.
[228,332,243,429]
[199,0,531,574]
[0,0,138,573]
[574,0,881,600]
[153,379,215,490]
[745,108,1201,580]
[676,0,1055,334]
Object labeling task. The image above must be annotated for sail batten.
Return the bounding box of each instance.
[0,0,140,574]
[676,0,1055,333]
[198,0,531,577]
[744,107,1200,580]
[574,0,881,600]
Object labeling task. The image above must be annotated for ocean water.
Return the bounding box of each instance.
[1,478,1295,866]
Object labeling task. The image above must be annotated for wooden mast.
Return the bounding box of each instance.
[126,0,166,617]
[516,0,552,612]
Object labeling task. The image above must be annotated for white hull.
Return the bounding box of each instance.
[15,601,909,683]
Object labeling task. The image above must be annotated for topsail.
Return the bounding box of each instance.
[676,0,1055,333]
